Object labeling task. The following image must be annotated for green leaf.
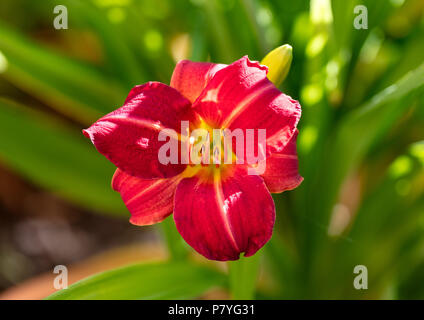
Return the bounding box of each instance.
[298,63,424,284]
[54,0,148,89]
[46,261,226,300]
[264,233,298,298]
[319,62,424,219]
[0,21,125,124]
[203,0,238,63]
[0,98,125,214]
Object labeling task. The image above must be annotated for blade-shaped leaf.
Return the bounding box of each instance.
[0,98,125,214]
[46,261,226,300]
[0,21,125,124]
[53,0,148,89]
[318,63,424,219]
[297,63,424,277]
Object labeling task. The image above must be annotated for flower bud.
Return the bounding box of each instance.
[261,44,293,86]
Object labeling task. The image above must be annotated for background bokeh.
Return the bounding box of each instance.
[0,0,423,299]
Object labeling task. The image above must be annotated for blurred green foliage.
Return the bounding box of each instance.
[0,0,423,299]
[46,261,226,299]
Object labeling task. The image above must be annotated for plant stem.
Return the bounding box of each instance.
[228,253,261,299]
[160,216,188,261]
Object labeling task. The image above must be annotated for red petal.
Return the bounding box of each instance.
[192,56,301,154]
[170,60,226,103]
[173,169,275,261]
[261,130,303,193]
[83,82,196,179]
[112,169,181,225]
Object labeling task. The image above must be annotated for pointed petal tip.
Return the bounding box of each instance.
[270,174,304,194]
[82,128,92,139]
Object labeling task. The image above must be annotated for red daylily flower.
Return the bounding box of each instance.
[83,56,302,261]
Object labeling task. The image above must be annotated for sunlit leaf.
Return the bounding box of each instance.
[46,261,226,300]
[319,63,424,220]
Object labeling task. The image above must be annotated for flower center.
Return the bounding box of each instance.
[181,120,237,180]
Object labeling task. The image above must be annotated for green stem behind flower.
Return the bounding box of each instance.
[228,253,261,299]
[160,216,188,261]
